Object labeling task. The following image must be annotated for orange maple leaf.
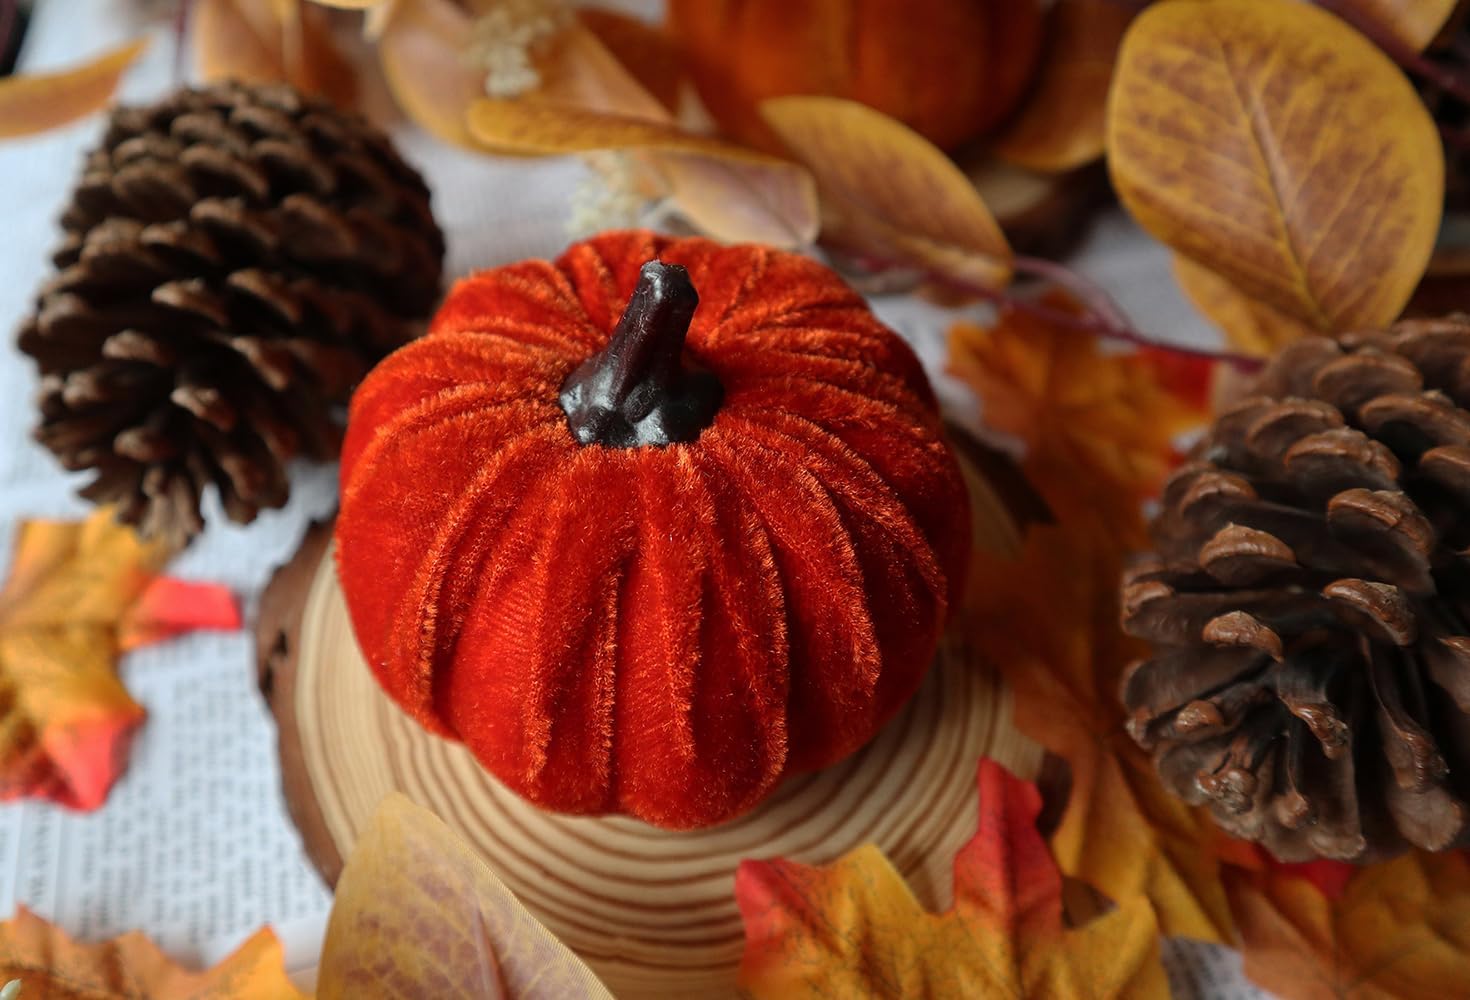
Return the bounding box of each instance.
[0,905,304,998]
[735,759,1167,999]
[0,509,240,809]
[1226,851,1470,999]
[947,294,1211,536]
[967,521,1237,944]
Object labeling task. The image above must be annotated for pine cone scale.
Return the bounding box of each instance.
[1123,317,1470,860]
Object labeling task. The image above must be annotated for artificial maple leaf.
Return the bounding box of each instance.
[736,759,1167,999]
[0,509,240,809]
[0,905,304,998]
[1226,851,1470,999]
[947,293,1211,536]
[967,522,1236,944]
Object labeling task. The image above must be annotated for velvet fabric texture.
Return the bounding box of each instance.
[335,231,970,829]
[668,0,1043,152]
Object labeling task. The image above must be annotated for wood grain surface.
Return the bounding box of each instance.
[257,440,1043,998]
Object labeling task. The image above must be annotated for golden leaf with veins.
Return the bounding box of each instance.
[1173,252,1319,357]
[761,96,1014,289]
[1107,0,1442,333]
[318,793,612,999]
[0,39,147,140]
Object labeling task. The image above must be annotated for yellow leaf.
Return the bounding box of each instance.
[991,0,1132,172]
[968,523,1239,943]
[318,794,612,999]
[1107,0,1442,332]
[195,0,357,107]
[373,0,482,142]
[376,0,487,144]
[737,760,1167,999]
[761,96,1013,288]
[0,39,147,140]
[466,99,819,245]
[1228,852,1470,999]
[1326,0,1460,53]
[0,905,304,998]
[1173,253,1319,358]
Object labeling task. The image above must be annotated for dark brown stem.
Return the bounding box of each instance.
[927,262,1267,373]
[560,260,722,448]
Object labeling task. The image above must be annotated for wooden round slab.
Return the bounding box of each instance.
[258,444,1042,998]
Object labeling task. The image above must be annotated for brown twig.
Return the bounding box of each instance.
[840,247,1265,372]
[172,0,191,83]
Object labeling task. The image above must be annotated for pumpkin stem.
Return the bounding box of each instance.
[560,260,723,448]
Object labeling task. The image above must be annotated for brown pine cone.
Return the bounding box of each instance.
[1121,317,1470,862]
[17,81,444,545]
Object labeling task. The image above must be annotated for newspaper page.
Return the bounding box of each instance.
[0,0,1273,995]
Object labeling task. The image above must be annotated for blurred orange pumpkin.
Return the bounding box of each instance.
[668,0,1046,151]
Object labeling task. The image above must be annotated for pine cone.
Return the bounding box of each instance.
[17,81,445,544]
[1121,317,1470,862]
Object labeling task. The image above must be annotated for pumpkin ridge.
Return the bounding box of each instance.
[700,429,885,766]
[738,409,947,606]
[342,396,561,513]
[408,423,572,714]
[733,371,938,430]
[433,262,599,347]
[516,460,637,798]
[691,441,793,711]
[452,458,602,790]
[351,421,565,726]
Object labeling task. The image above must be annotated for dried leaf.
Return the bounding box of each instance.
[1107,0,1442,332]
[946,293,1211,532]
[0,39,148,140]
[0,510,239,809]
[967,524,1237,943]
[575,8,683,112]
[1227,851,1470,999]
[737,760,1167,999]
[1323,0,1460,53]
[466,99,819,245]
[318,793,612,999]
[991,0,1132,172]
[375,0,484,144]
[1172,252,1320,357]
[0,905,304,998]
[761,96,1013,288]
[195,0,357,107]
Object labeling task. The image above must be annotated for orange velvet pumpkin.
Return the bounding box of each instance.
[335,231,969,829]
[668,0,1045,152]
